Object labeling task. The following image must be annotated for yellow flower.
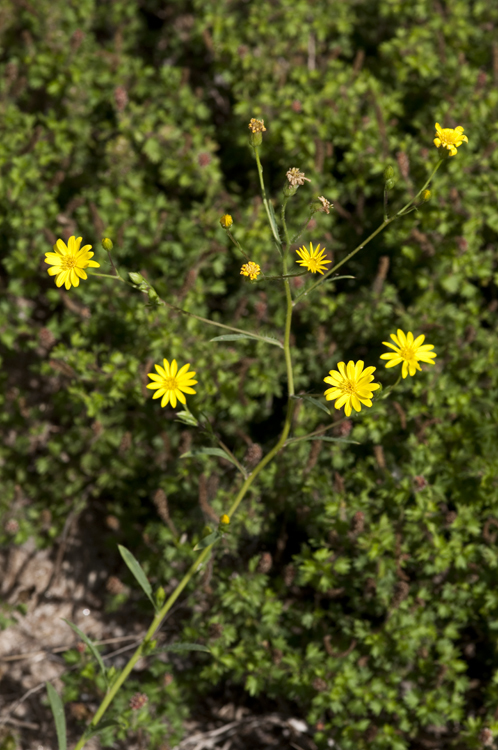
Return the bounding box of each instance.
[433,123,468,157]
[324,361,380,417]
[295,242,331,275]
[44,236,100,290]
[248,118,266,134]
[146,359,198,408]
[380,329,437,378]
[240,261,261,280]
[220,514,230,525]
[220,214,233,229]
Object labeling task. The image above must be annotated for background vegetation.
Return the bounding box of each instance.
[1,0,498,747]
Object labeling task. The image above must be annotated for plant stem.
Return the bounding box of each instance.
[73,186,298,750]
[253,146,281,247]
[396,159,443,217]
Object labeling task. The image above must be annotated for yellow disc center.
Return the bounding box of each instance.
[61,256,77,270]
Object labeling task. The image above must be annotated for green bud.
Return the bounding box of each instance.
[202,525,213,538]
[101,237,113,251]
[156,586,165,607]
[421,189,431,202]
[250,131,263,147]
[385,178,395,190]
[283,183,298,197]
[384,166,394,180]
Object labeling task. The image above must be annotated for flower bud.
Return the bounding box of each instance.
[384,166,394,180]
[220,514,230,525]
[248,118,266,147]
[156,586,165,607]
[101,237,113,251]
[385,178,395,190]
[283,183,298,197]
[219,214,233,229]
[421,189,431,202]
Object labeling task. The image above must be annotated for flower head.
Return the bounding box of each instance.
[220,214,233,229]
[220,514,230,525]
[433,123,468,157]
[324,361,380,417]
[240,261,261,280]
[147,359,197,409]
[295,242,331,275]
[317,196,333,214]
[380,329,437,378]
[248,118,266,134]
[44,236,100,290]
[286,168,311,187]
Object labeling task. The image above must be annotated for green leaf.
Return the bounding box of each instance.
[210,333,283,348]
[294,395,331,416]
[308,436,360,445]
[62,619,106,677]
[181,447,241,471]
[325,275,355,282]
[267,199,281,243]
[46,683,67,750]
[193,529,222,551]
[84,720,122,740]
[118,545,157,612]
[162,642,211,654]
[210,334,259,342]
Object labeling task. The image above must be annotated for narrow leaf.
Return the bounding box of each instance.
[118,545,157,612]
[181,447,241,471]
[296,395,331,416]
[307,436,360,445]
[84,720,122,740]
[193,529,222,551]
[62,619,106,677]
[46,683,67,750]
[210,333,283,348]
[325,275,355,282]
[268,200,281,243]
[163,642,211,654]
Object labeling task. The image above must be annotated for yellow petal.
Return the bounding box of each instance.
[162,360,170,377]
[161,392,171,407]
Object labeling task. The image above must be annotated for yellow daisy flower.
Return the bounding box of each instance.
[44,236,100,290]
[380,329,437,378]
[295,242,331,275]
[146,359,198,408]
[324,360,380,417]
[240,261,261,280]
[433,123,468,157]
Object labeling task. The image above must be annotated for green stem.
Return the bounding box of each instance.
[73,194,298,750]
[396,159,443,217]
[253,146,281,247]
[226,229,251,263]
[294,218,393,303]
[281,196,291,251]
[290,212,315,244]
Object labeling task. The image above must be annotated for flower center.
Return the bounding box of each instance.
[399,345,416,362]
[308,259,320,272]
[440,128,459,145]
[163,376,178,391]
[341,379,358,395]
[61,256,77,270]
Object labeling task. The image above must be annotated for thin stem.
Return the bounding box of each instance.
[226,229,251,263]
[216,438,248,479]
[396,159,443,217]
[384,186,389,222]
[281,196,291,251]
[290,212,315,244]
[253,146,281,247]
[107,250,119,277]
[294,218,393,304]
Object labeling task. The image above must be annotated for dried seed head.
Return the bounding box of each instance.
[286,167,311,187]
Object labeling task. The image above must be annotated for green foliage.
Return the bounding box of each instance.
[1,0,498,748]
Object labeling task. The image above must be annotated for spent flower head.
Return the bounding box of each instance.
[240,261,261,281]
[433,123,468,157]
[44,236,100,290]
[295,242,331,275]
[380,329,437,378]
[286,168,311,187]
[219,214,233,229]
[147,359,197,409]
[324,361,380,417]
[317,196,333,214]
